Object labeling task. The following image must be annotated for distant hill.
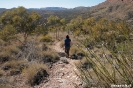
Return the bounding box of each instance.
[89,0,133,25]
[40,7,68,10]
[73,6,90,10]
[0,8,6,15]
[28,7,90,11]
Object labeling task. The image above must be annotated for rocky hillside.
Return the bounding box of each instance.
[90,0,133,25]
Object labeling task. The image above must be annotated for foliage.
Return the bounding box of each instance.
[76,18,133,87]
[79,18,132,54]
[1,6,41,42]
[0,25,17,41]
[34,25,48,36]
[47,15,66,39]
[47,15,60,25]
[74,29,81,36]
[78,45,133,87]
[67,16,83,32]
[40,34,52,42]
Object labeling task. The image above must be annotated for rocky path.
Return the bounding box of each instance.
[35,41,83,88]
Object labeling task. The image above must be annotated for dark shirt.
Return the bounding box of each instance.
[64,38,71,48]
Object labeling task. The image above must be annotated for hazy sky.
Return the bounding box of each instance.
[0,0,106,9]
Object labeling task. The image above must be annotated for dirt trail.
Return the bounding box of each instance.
[35,41,83,88]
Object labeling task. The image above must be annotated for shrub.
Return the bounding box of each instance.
[40,51,60,63]
[40,34,52,42]
[76,57,94,70]
[2,60,27,73]
[34,25,48,36]
[23,62,48,86]
[0,25,17,42]
[0,52,15,63]
[70,46,83,55]
[0,39,5,47]
[83,38,95,49]
[70,46,84,59]
[0,45,21,63]
[74,29,81,36]
[41,43,48,51]
[6,46,21,55]
[77,46,133,87]
[0,84,10,88]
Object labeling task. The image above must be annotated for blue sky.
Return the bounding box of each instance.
[0,0,106,9]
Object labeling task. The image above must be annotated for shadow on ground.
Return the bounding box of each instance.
[58,52,66,57]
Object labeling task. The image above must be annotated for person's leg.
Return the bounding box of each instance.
[65,48,67,53]
[67,47,70,57]
[65,47,70,58]
[65,47,68,57]
[66,47,70,58]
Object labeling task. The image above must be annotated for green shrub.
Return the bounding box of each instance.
[0,25,17,42]
[40,34,52,42]
[74,29,81,36]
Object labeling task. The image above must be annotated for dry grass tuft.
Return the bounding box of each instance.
[0,84,10,88]
[60,41,64,48]
[0,69,4,77]
[76,57,93,69]
[0,45,21,63]
[70,46,82,55]
[2,59,27,75]
[39,50,60,63]
[0,52,15,63]
[7,46,21,55]
[23,62,48,86]
[38,43,48,51]
[0,39,5,46]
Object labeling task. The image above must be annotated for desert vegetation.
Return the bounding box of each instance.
[0,3,133,88]
[74,18,133,87]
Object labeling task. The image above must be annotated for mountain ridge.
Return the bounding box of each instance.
[0,6,90,11]
[89,0,133,25]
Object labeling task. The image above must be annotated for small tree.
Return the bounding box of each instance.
[66,16,83,35]
[47,15,60,39]
[1,6,41,43]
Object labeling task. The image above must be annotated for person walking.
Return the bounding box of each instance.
[64,35,71,58]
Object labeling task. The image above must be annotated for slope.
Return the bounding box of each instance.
[89,0,133,25]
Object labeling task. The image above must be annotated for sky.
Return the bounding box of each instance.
[0,0,106,9]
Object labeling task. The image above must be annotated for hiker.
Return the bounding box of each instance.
[64,35,71,58]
